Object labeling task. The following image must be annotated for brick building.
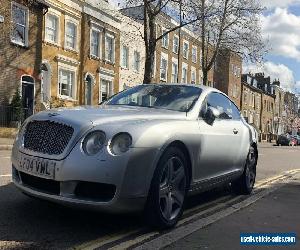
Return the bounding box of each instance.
[80,0,121,105]
[40,0,83,108]
[121,6,214,86]
[241,74,262,132]
[0,0,46,118]
[119,13,145,90]
[39,0,121,107]
[241,73,276,142]
[214,49,242,108]
[272,80,286,135]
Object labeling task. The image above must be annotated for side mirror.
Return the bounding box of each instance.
[205,106,220,125]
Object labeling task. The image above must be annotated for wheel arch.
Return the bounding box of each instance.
[251,142,258,159]
[164,140,193,187]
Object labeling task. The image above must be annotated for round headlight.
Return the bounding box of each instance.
[82,131,106,156]
[110,133,132,155]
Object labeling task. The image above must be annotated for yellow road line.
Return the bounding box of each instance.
[74,169,300,250]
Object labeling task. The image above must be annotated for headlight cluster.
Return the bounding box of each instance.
[82,131,106,156]
[109,133,132,155]
[82,131,132,156]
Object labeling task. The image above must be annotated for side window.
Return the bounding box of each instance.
[230,101,241,120]
[204,92,233,120]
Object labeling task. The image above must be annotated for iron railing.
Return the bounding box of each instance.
[0,106,31,128]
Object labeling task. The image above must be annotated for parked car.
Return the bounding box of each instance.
[292,135,300,145]
[12,84,258,229]
[276,134,298,146]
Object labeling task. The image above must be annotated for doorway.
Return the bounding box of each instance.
[21,75,35,118]
[85,74,93,105]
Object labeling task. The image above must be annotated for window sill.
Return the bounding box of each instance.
[105,60,115,66]
[58,95,78,102]
[64,47,79,54]
[10,40,28,48]
[44,40,61,48]
[89,55,101,60]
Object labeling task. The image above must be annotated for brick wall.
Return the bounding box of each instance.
[0,0,43,107]
[214,49,242,108]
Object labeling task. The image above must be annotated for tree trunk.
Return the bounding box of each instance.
[202,69,208,86]
[143,9,156,84]
[143,43,156,84]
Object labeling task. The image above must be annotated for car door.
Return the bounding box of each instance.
[195,92,243,181]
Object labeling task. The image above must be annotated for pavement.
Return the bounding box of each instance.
[164,173,300,250]
[0,138,13,151]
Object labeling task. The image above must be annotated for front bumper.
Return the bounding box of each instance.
[12,145,159,213]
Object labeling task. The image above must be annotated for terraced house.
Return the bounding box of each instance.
[0,0,46,126]
[39,0,121,108]
[121,6,214,86]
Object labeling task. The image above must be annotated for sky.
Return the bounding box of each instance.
[110,0,300,94]
[244,0,300,94]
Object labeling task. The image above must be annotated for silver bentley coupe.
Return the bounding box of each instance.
[12,84,258,228]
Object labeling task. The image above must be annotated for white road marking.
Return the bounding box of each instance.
[0,175,12,177]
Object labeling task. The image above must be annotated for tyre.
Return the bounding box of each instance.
[232,146,257,195]
[144,146,189,229]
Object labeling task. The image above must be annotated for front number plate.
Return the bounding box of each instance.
[19,155,56,179]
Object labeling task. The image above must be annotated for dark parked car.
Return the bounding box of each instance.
[276,134,297,146]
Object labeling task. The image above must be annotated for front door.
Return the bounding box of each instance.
[195,92,242,181]
[85,75,93,105]
[21,76,34,119]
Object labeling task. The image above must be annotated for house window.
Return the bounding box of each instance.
[162,29,169,48]
[192,46,197,63]
[101,79,113,102]
[11,2,28,46]
[191,70,196,84]
[173,35,179,54]
[45,13,59,44]
[133,51,141,72]
[65,21,77,50]
[183,41,189,59]
[121,45,129,68]
[160,57,168,81]
[90,29,101,58]
[171,62,178,83]
[237,67,241,77]
[59,69,75,99]
[105,34,115,63]
[182,66,187,82]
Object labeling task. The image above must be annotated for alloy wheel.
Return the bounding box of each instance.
[245,148,257,188]
[159,156,186,221]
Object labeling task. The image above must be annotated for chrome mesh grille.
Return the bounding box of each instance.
[24,120,74,155]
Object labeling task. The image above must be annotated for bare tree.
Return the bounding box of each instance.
[191,0,266,85]
[123,0,199,84]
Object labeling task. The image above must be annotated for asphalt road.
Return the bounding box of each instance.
[0,144,299,249]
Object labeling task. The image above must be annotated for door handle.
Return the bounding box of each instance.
[233,128,239,134]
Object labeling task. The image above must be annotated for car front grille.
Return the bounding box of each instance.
[24,120,74,155]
